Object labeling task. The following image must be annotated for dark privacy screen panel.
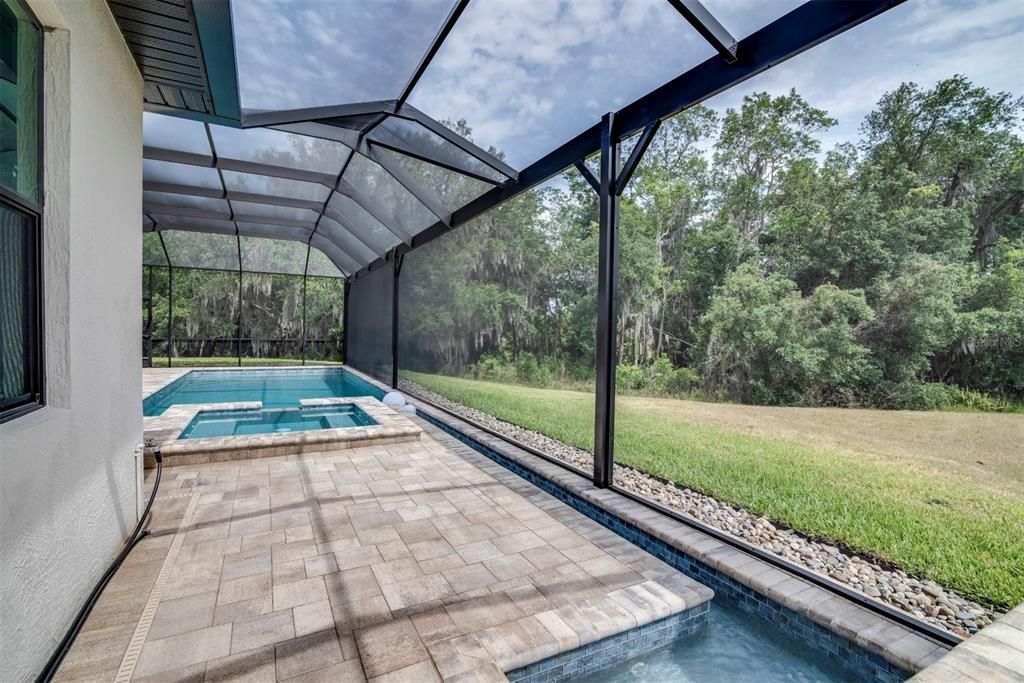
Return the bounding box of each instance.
[346,264,393,383]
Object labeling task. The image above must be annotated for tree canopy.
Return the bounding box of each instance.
[400,76,1024,410]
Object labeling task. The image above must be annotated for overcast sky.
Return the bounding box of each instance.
[233,0,1024,169]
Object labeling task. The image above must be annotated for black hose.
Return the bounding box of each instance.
[35,451,163,683]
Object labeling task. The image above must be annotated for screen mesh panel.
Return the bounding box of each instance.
[169,268,240,359]
[240,236,308,276]
[241,272,303,360]
[306,244,345,278]
[305,275,345,361]
[346,263,393,382]
[144,265,170,358]
[162,230,239,270]
[230,0,454,110]
[397,174,597,456]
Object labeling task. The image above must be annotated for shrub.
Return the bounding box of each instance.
[945,387,1019,413]
[615,364,646,392]
[665,366,700,396]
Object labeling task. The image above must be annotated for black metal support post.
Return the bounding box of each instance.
[236,235,243,366]
[593,113,619,489]
[301,242,311,366]
[144,266,153,367]
[156,230,174,367]
[342,280,350,364]
[167,263,174,367]
[391,254,404,389]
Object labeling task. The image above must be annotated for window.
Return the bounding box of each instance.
[1,0,42,423]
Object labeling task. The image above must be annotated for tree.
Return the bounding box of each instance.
[713,89,836,243]
[698,263,875,405]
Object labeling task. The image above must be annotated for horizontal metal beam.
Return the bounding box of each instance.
[666,0,738,62]
[144,180,223,198]
[310,233,361,276]
[143,181,322,211]
[349,0,904,281]
[143,144,411,248]
[396,105,519,181]
[224,190,322,212]
[363,142,452,227]
[335,178,413,245]
[150,220,236,236]
[144,145,212,166]
[143,102,242,127]
[366,137,505,187]
[270,121,362,149]
[144,203,317,230]
[217,158,334,186]
[144,202,229,221]
[242,100,396,128]
[143,144,335,184]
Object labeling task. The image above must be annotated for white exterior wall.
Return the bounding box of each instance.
[0,1,143,680]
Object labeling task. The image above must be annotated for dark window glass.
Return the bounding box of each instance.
[1,0,42,202]
[0,200,41,417]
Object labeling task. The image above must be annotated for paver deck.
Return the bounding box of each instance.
[56,371,711,682]
[910,603,1024,682]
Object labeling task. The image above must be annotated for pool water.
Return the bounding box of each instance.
[179,404,377,439]
[579,603,859,683]
[144,368,381,416]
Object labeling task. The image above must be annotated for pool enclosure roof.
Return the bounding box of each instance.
[121,0,905,280]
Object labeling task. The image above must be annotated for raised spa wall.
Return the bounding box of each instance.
[142,396,421,468]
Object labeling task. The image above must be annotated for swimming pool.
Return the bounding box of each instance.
[143,368,383,416]
[579,603,858,682]
[178,404,377,439]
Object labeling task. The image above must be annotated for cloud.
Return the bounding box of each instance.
[407,0,714,166]
[232,0,453,110]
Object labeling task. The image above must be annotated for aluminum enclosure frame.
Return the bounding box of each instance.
[133,0,907,493]
[345,0,906,493]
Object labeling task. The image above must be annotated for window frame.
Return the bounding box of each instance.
[0,0,45,424]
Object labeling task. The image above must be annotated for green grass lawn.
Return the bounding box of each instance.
[405,371,1024,609]
[150,357,341,367]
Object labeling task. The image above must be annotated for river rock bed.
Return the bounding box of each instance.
[400,379,999,637]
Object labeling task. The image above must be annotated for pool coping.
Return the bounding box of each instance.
[344,366,950,682]
[909,603,1024,681]
[142,396,421,467]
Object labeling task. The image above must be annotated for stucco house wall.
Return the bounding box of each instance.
[0,1,143,680]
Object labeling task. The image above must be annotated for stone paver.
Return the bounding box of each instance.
[55,369,712,682]
[911,603,1024,681]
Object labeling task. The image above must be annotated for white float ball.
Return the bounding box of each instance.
[382,391,407,407]
[399,404,417,416]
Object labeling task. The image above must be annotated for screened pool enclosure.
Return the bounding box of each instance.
[131,0,906,482]
[112,0,1001,662]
